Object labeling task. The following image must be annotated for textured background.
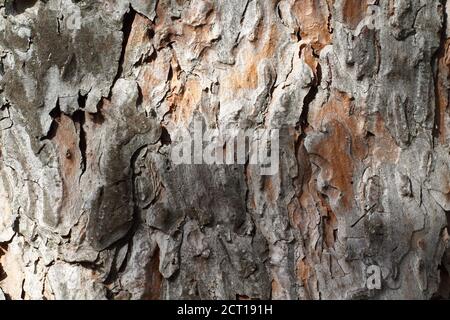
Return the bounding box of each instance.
[0,0,449,299]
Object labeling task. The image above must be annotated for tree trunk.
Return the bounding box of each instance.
[0,0,449,300]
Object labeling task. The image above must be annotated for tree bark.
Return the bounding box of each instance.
[0,0,449,300]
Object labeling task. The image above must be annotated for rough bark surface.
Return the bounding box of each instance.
[0,0,449,300]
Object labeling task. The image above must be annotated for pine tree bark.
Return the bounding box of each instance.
[0,0,449,300]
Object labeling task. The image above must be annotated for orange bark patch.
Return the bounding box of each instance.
[143,246,163,300]
[223,25,278,92]
[262,24,279,57]
[435,39,450,144]
[295,257,316,299]
[53,115,81,182]
[436,77,448,145]
[312,91,367,160]
[124,13,153,62]
[308,91,367,209]
[169,77,202,123]
[313,120,355,208]
[301,44,320,77]
[228,60,259,90]
[297,258,310,284]
[53,115,82,214]
[342,0,368,29]
[263,176,278,204]
[292,0,332,51]
[271,278,283,298]
[370,113,400,163]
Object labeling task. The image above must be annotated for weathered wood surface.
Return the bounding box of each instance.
[0,0,449,299]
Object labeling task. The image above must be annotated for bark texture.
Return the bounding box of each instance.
[0,0,450,300]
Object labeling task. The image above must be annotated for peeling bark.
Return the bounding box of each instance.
[0,0,449,300]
